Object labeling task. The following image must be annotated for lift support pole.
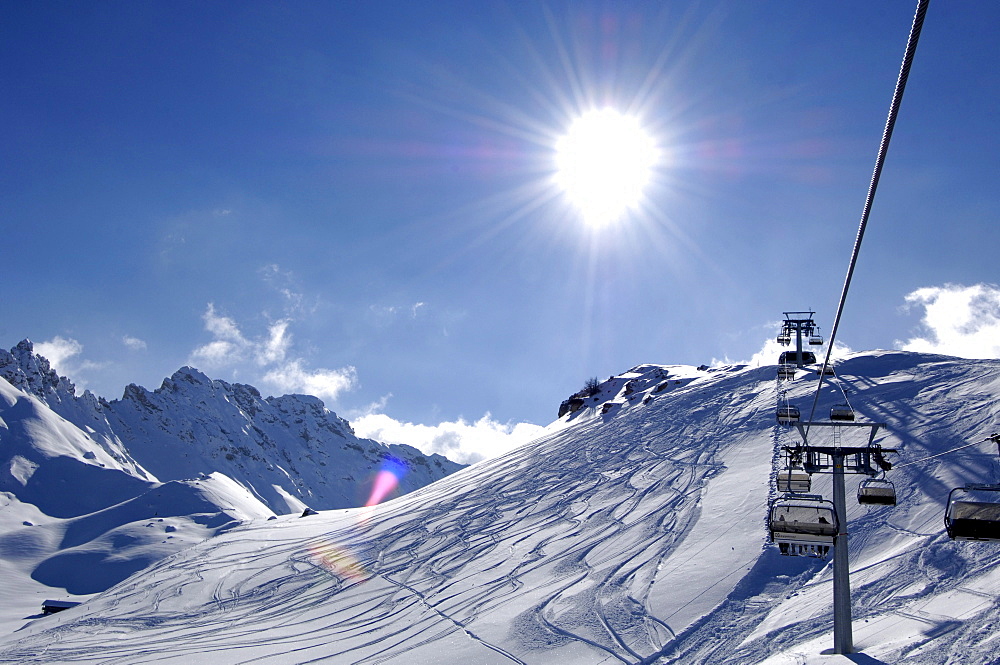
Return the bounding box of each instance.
[831,452,852,654]
[790,421,892,655]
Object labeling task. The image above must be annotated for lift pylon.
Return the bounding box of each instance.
[782,420,894,655]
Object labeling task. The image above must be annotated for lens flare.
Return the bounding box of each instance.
[365,456,409,507]
[305,457,410,582]
[307,542,368,582]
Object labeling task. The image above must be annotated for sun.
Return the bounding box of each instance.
[554,108,659,228]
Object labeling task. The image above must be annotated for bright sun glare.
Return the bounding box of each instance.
[554,108,659,227]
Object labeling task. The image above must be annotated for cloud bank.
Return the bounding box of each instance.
[896,283,1000,359]
[742,338,854,368]
[713,329,853,369]
[352,412,546,465]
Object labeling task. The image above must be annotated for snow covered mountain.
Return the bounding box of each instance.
[0,340,463,629]
[2,349,998,663]
[1,340,463,514]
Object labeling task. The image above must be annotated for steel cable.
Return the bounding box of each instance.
[806,0,931,431]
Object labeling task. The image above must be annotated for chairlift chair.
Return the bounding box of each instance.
[858,478,897,506]
[830,404,855,422]
[809,334,824,346]
[777,468,811,493]
[769,495,838,558]
[780,351,818,365]
[777,406,800,424]
[777,334,791,345]
[945,485,1000,541]
[777,364,797,380]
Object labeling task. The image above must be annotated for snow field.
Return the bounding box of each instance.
[2,352,1000,664]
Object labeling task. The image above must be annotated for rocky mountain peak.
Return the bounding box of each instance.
[1,339,464,516]
[0,339,77,401]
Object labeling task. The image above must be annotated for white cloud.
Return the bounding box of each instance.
[257,320,291,366]
[203,303,248,346]
[188,304,253,368]
[122,335,147,351]
[191,339,243,367]
[262,360,357,403]
[189,303,357,404]
[351,412,546,465]
[35,336,83,372]
[191,304,292,368]
[896,283,1000,359]
[717,331,853,368]
[746,338,784,368]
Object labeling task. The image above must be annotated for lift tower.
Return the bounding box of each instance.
[786,421,895,654]
[777,311,823,368]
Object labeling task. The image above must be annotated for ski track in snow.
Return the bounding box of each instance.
[2,354,1000,664]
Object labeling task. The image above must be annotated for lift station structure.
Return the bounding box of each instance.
[777,311,824,368]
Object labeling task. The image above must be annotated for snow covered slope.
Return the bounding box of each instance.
[0,374,274,633]
[2,351,999,664]
[0,341,464,634]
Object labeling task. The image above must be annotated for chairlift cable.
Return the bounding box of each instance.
[828,365,853,410]
[892,435,999,470]
[806,0,930,430]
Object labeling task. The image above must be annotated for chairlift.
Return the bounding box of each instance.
[777,468,811,493]
[777,334,791,345]
[780,351,817,365]
[830,404,855,422]
[769,495,838,558]
[945,485,1000,541]
[858,478,897,506]
[777,364,796,380]
[777,406,800,424]
[809,334,824,346]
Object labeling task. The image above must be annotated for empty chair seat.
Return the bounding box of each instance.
[777,364,797,380]
[948,502,1000,540]
[770,505,837,537]
[777,406,800,423]
[830,405,855,421]
[777,469,811,493]
[779,351,817,365]
[945,486,1000,541]
[858,479,896,506]
[770,496,838,558]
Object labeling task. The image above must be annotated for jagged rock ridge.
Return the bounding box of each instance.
[1,340,464,515]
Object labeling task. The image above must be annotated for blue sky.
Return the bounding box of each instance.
[4,1,999,462]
